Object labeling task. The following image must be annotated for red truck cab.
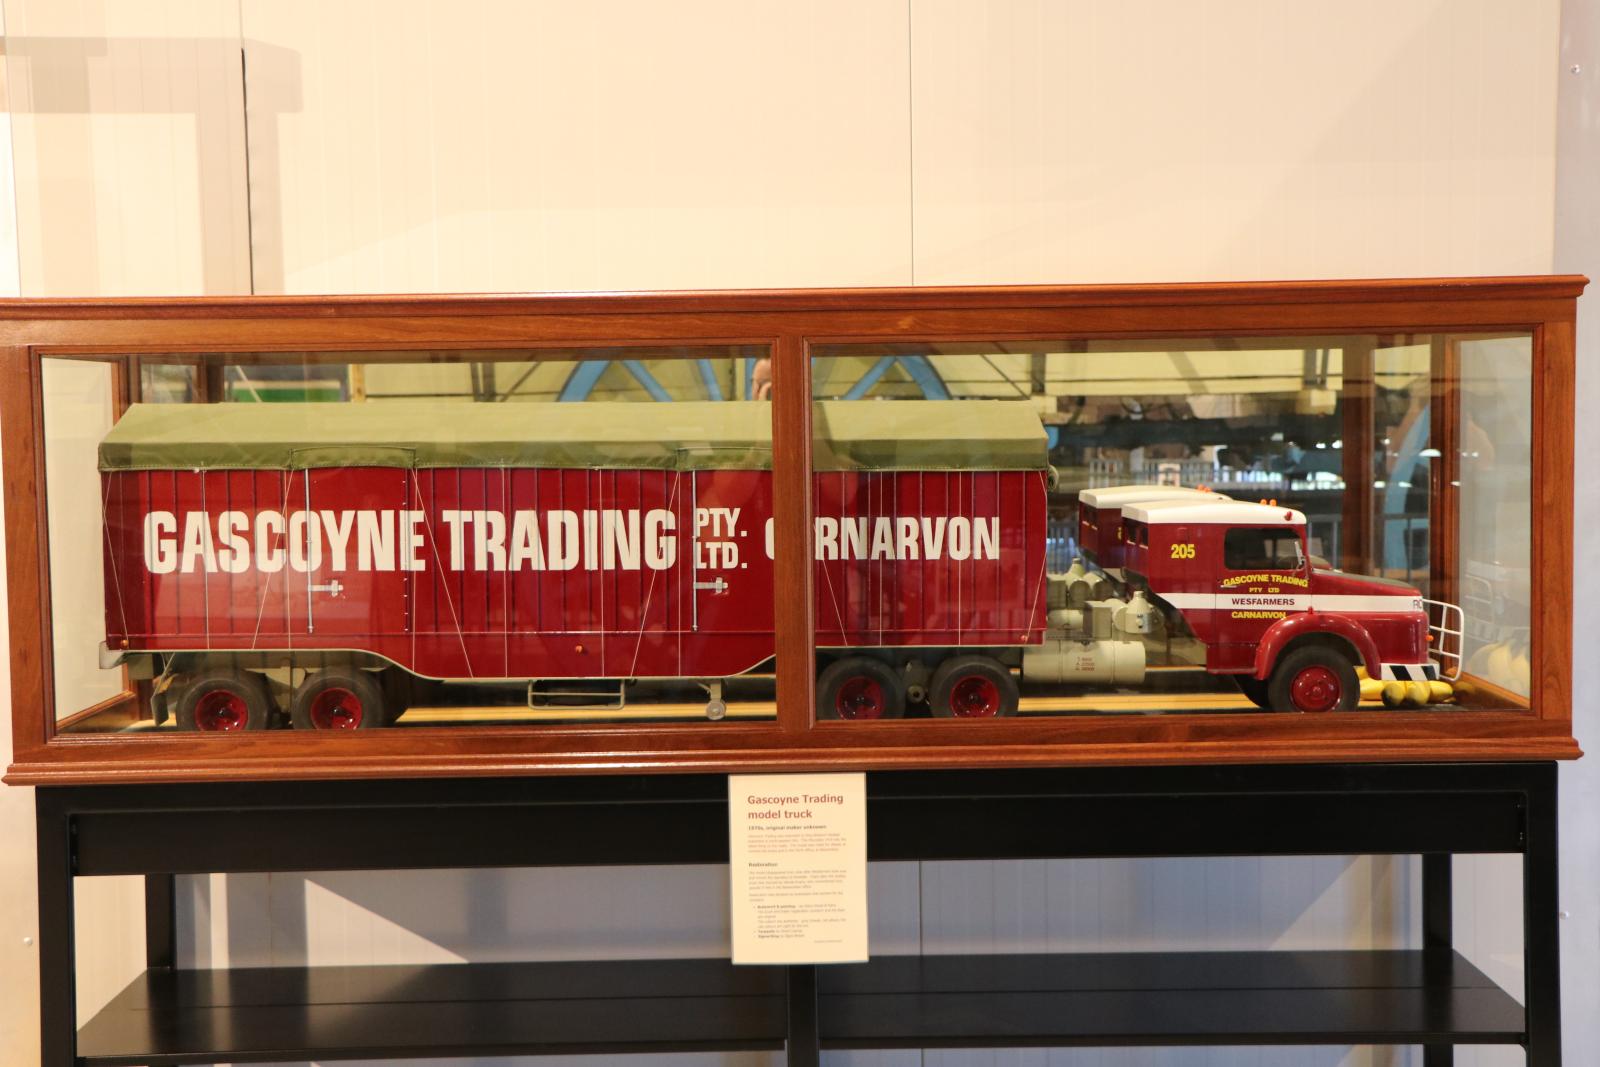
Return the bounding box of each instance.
[1120,497,1436,712]
[1077,485,1225,575]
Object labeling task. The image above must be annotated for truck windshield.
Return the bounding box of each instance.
[1223,527,1305,571]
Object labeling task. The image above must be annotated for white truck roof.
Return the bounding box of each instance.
[1078,484,1225,508]
[1123,497,1306,526]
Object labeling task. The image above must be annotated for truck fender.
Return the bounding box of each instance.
[1253,612,1380,681]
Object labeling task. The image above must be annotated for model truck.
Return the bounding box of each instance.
[97,399,1454,730]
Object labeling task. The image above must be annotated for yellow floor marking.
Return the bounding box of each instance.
[398,703,776,724]
[114,689,1396,729]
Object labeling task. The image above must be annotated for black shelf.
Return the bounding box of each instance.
[77,958,788,1066]
[76,950,1526,1064]
[39,765,1563,1065]
[819,950,1524,1050]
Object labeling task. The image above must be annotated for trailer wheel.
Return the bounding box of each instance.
[1233,674,1273,710]
[817,658,905,721]
[929,655,1019,718]
[1267,645,1359,713]
[175,669,273,732]
[290,669,385,730]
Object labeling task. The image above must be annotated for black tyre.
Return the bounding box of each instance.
[1233,673,1273,710]
[1265,644,1360,713]
[174,669,274,732]
[928,654,1020,718]
[816,657,906,721]
[290,668,386,730]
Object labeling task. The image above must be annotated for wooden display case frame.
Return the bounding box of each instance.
[0,276,1584,785]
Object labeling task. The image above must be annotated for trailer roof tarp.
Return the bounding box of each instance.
[99,400,1049,473]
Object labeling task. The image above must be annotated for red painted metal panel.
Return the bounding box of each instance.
[812,469,1046,649]
[1082,503,1128,570]
[103,466,1048,682]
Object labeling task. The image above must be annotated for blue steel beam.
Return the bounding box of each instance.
[556,360,610,402]
[560,352,948,402]
[841,355,950,400]
[696,359,724,401]
[842,356,896,400]
[1381,405,1432,572]
[621,359,673,402]
[897,355,951,399]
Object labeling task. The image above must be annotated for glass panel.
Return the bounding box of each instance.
[1372,340,1433,590]
[1458,337,1533,697]
[43,359,126,723]
[1224,528,1305,570]
[809,334,1530,720]
[47,347,777,734]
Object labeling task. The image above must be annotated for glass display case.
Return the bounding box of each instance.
[1,278,1582,784]
[807,333,1532,719]
[48,347,780,733]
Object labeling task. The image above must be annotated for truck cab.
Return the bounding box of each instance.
[1076,484,1225,577]
[1120,497,1437,712]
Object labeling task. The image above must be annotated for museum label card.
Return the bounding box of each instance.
[728,772,868,964]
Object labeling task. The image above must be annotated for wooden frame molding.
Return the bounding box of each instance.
[1,277,1584,785]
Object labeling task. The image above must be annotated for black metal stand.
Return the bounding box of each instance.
[35,762,1562,1065]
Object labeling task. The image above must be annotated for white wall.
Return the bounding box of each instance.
[0,2,1586,1066]
[1554,0,1600,1060]
[908,0,1557,284]
[241,0,913,294]
[0,3,253,1059]
[0,6,33,1057]
[238,0,1559,295]
[4,0,249,295]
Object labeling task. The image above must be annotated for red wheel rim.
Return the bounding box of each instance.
[309,687,364,729]
[948,675,1001,717]
[1289,665,1342,712]
[193,689,248,732]
[835,676,885,720]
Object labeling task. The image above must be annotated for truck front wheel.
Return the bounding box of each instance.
[1267,646,1359,713]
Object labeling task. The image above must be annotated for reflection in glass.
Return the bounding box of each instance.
[811,336,1529,719]
[43,359,125,724]
[1458,338,1533,697]
[56,349,778,733]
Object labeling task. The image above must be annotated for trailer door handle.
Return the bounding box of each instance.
[693,578,728,595]
[309,580,345,597]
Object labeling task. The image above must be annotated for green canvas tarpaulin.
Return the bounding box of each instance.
[98,400,1048,473]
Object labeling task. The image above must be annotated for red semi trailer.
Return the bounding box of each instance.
[99,400,1050,729]
[98,400,1455,731]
